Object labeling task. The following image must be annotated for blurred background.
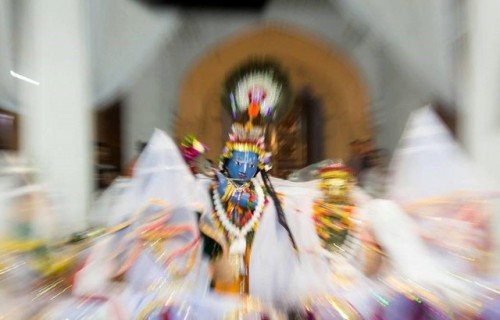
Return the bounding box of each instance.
[0,0,498,238]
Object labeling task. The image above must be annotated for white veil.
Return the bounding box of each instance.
[116,129,208,293]
[367,106,489,309]
[88,176,131,228]
[387,105,488,203]
[109,129,203,227]
[74,129,210,318]
[249,175,331,308]
[386,106,493,266]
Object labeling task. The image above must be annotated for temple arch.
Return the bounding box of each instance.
[176,24,371,168]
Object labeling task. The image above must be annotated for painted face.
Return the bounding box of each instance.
[226,151,259,182]
[323,177,351,203]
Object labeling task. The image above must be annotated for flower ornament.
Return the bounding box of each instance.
[181,135,208,162]
[192,140,206,153]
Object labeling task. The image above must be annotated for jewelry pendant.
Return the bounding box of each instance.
[239,254,246,276]
[229,236,247,255]
[228,253,246,277]
[228,254,241,278]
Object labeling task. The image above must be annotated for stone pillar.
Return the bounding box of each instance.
[122,47,171,164]
[19,0,92,234]
[460,0,500,271]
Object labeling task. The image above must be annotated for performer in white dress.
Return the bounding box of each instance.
[383,106,500,318]
[178,62,362,318]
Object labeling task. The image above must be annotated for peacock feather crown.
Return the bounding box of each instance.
[319,164,354,181]
[221,60,290,125]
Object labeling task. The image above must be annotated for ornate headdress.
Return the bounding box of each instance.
[220,61,291,171]
[221,123,271,171]
[319,164,354,181]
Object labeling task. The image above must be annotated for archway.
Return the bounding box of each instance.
[0,108,18,150]
[176,24,371,168]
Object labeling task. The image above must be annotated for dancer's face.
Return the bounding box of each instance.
[226,151,259,182]
[324,177,350,202]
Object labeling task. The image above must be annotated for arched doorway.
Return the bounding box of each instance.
[265,87,324,177]
[176,24,371,174]
[0,108,18,150]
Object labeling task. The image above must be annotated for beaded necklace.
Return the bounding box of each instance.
[212,178,265,256]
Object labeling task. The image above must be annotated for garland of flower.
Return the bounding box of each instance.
[212,178,265,255]
[313,201,354,245]
[313,200,363,267]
